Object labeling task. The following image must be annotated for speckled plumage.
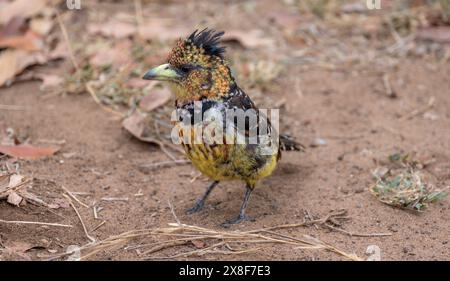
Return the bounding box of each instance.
[143,29,303,226]
[175,85,279,187]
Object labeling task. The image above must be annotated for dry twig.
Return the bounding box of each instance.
[0,219,72,228]
[62,185,89,208]
[56,10,80,73]
[63,194,96,243]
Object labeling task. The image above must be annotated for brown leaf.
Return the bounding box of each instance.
[0,173,28,197]
[0,0,50,25]
[223,30,275,49]
[122,111,158,143]
[416,27,450,43]
[0,49,47,87]
[0,144,59,159]
[0,16,27,38]
[0,30,44,51]
[8,174,25,188]
[7,191,23,206]
[139,86,171,112]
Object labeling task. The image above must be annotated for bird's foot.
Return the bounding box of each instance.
[186,200,205,215]
[221,214,253,228]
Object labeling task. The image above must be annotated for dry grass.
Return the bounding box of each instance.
[46,222,362,261]
[40,209,373,261]
[371,168,449,211]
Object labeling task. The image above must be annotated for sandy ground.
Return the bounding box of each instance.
[0,0,449,260]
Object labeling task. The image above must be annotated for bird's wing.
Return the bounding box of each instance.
[222,85,279,157]
[224,85,305,156]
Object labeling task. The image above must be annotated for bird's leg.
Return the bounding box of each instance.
[186,181,219,215]
[221,184,254,227]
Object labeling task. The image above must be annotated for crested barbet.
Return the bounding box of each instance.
[143,29,304,226]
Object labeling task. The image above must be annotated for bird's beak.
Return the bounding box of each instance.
[142,63,181,82]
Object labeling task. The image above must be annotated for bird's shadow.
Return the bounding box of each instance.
[181,162,312,225]
[253,162,313,215]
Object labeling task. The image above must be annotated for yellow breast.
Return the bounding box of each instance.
[178,125,279,185]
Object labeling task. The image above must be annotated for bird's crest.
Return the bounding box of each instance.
[168,28,226,66]
[187,29,226,59]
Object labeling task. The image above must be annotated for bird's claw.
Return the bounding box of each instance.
[221,214,253,228]
[186,200,204,215]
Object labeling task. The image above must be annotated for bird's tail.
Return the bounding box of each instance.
[279,134,306,152]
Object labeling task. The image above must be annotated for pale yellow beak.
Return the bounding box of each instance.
[142,63,181,82]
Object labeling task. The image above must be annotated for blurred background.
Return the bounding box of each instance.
[1,0,449,110]
[0,0,449,261]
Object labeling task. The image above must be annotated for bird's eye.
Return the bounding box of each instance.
[179,65,191,73]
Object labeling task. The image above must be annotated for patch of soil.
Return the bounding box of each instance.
[1,57,449,260]
[1,0,449,260]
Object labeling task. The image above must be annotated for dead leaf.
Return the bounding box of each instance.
[0,174,23,198]
[0,49,47,87]
[122,111,147,140]
[0,16,27,38]
[122,111,158,143]
[223,30,275,49]
[7,191,23,206]
[88,20,136,39]
[0,144,59,159]
[0,173,31,200]
[1,173,54,208]
[0,0,50,25]
[9,174,25,188]
[139,86,171,112]
[0,30,45,51]
[416,26,450,43]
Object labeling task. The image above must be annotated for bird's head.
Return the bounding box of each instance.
[143,29,234,103]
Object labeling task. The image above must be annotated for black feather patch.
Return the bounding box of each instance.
[279,134,306,152]
[187,28,226,58]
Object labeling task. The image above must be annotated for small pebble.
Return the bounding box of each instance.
[310,138,327,147]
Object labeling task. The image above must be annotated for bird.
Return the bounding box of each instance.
[142,28,304,226]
